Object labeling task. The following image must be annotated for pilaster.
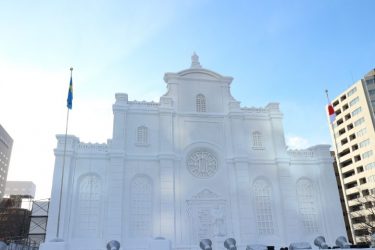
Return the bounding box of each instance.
[159,158,175,240]
[105,152,125,241]
[276,160,297,244]
[158,108,175,240]
[234,160,253,242]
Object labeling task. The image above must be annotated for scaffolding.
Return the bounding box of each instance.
[27,199,49,246]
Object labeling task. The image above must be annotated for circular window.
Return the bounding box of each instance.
[186,150,218,178]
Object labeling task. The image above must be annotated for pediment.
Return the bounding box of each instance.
[191,188,221,200]
[177,68,223,81]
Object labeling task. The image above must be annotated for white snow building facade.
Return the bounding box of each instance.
[43,55,346,250]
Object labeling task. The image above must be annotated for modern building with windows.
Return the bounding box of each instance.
[0,124,13,200]
[4,181,36,199]
[41,54,345,250]
[328,68,375,243]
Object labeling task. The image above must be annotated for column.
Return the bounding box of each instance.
[158,109,175,240]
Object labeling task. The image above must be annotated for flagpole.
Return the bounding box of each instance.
[325,90,342,164]
[56,67,73,239]
[325,90,340,155]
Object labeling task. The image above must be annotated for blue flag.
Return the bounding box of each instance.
[67,76,73,109]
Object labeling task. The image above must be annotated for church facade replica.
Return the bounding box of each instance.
[42,55,346,250]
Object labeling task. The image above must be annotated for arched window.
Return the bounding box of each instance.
[253,179,274,235]
[296,178,319,233]
[196,94,206,112]
[137,126,148,145]
[252,131,263,148]
[75,175,101,238]
[130,175,153,238]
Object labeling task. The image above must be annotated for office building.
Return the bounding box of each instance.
[0,125,13,200]
[328,68,375,243]
[5,181,36,199]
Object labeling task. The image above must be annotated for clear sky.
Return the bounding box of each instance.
[0,0,374,199]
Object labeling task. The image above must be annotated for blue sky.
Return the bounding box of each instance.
[1,0,374,198]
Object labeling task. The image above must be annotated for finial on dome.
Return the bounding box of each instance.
[191,52,202,68]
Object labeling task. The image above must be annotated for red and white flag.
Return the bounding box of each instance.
[328,103,336,124]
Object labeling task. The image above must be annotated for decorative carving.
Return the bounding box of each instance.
[288,150,314,159]
[191,52,202,68]
[192,188,220,200]
[187,150,218,178]
[77,142,108,153]
[196,94,206,112]
[211,206,226,237]
[187,190,227,241]
[128,100,159,107]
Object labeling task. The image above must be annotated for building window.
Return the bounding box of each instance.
[137,126,148,145]
[362,150,374,160]
[359,139,370,148]
[365,162,375,171]
[253,179,274,235]
[347,87,357,97]
[357,128,367,137]
[354,117,365,127]
[351,107,362,117]
[196,94,206,112]
[367,175,375,183]
[252,131,264,149]
[186,150,218,178]
[369,89,375,95]
[349,97,359,107]
[130,175,153,238]
[75,175,101,238]
[297,179,319,234]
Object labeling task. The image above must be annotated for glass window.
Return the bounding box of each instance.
[196,94,206,112]
[253,179,274,235]
[369,89,375,95]
[349,97,359,107]
[367,79,374,86]
[357,128,367,137]
[362,150,374,159]
[348,87,357,97]
[351,107,362,117]
[359,139,370,148]
[365,162,375,171]
[354,117,365,127]
[367,175,375,183]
